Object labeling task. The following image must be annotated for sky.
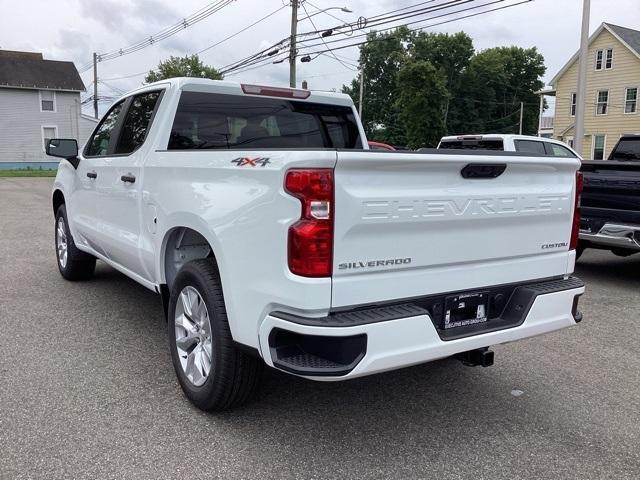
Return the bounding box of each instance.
[1,0,639,115]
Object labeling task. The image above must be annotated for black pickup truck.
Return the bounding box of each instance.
[579,135,640,258]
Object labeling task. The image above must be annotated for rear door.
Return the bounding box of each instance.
[331,151,579,307]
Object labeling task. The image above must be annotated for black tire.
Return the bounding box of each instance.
[55,204,96,281]
[168,258,263,411]
[611,248,636,258]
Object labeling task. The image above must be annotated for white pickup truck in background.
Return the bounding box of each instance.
[438,134,582,158]
[47,78,585,411]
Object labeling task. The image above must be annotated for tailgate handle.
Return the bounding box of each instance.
[461,163,506,179]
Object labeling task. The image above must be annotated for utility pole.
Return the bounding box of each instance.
[519,101,524,135]
[92,52,98,119]
[574,0,591,156]
[358,67,364,120]
[289,1,298,88]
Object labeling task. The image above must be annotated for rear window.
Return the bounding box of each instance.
[438,139,504,151]
[168,91,362,150]
[610,137,640,160]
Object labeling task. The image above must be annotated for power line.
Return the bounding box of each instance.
[100,71,148,81]
[299,2,357,71]
[293,0,521,56]
[78,0,235,72]
[297,0,470,38]
[221,0,531,76]
[195,4,287,55]
[87,5,287,83]
[305,1,352,25]
[218,1,472,74]
[220,1,513,75]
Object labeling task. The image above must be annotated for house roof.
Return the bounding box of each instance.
[0,50,85,92]
[549,23,640,87]
[607,23,640,56]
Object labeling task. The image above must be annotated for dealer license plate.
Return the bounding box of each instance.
[443,292,489,329]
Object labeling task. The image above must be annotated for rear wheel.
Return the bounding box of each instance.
[55,205,96,281]
[168,258,263,411]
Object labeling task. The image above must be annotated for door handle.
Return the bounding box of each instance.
[121,174,136,184]
[86,171,97,179]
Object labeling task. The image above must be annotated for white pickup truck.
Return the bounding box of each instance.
[47,78,585,411]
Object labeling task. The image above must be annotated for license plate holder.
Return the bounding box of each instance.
[443,292,489,329]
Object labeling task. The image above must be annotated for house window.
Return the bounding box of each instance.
[570,92,577,116]
[625,87,638,114]
[605,48,613,69]
[566,136,574,148]
[595,50,603,70]
[42,126,58,151]
[593,134,606,160]
[40,90,55,112]
[596,49,613,70]
[596,90,608,115]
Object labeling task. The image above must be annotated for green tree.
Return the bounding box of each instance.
[410,32,475,133]
[342,27,412,144]
[145,54,223,83]
[342,29,546,142]
[396,60,448,148]
[456,46,545,135]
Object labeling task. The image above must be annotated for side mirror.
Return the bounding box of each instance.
[46,139,80,168]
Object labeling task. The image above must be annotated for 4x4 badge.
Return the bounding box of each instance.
[231,157,270,167]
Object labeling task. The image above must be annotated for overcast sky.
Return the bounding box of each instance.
[1,0,639,115]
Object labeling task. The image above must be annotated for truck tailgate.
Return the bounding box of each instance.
[332,151,579,308]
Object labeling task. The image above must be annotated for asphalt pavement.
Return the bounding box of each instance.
[0,177,638,480]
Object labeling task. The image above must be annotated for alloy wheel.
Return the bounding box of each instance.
[174,286,213,387]
[56,217,68,268]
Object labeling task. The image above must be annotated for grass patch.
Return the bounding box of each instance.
[0,169,57,177]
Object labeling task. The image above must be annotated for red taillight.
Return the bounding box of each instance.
[285,169,334,277]
[570,171,583,250]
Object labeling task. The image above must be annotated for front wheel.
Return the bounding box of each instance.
[55,205,96,281]
[168,259,263,411]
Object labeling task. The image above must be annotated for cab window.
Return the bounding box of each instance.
[514,139,546,155]
[545,142,577,158]
[85,101,125,156]
[115,91,162,154]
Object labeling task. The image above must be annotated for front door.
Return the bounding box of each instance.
[69,100,126,256]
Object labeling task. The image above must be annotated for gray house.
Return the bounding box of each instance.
[0,50,97,166]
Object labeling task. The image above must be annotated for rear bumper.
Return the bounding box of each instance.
[580,223,640,251]
[258,277,585,380]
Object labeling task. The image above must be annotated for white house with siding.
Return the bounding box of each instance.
[0,50,97,165]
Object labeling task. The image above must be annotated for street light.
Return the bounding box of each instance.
[289,3,353,88]
[298,6,352,22]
